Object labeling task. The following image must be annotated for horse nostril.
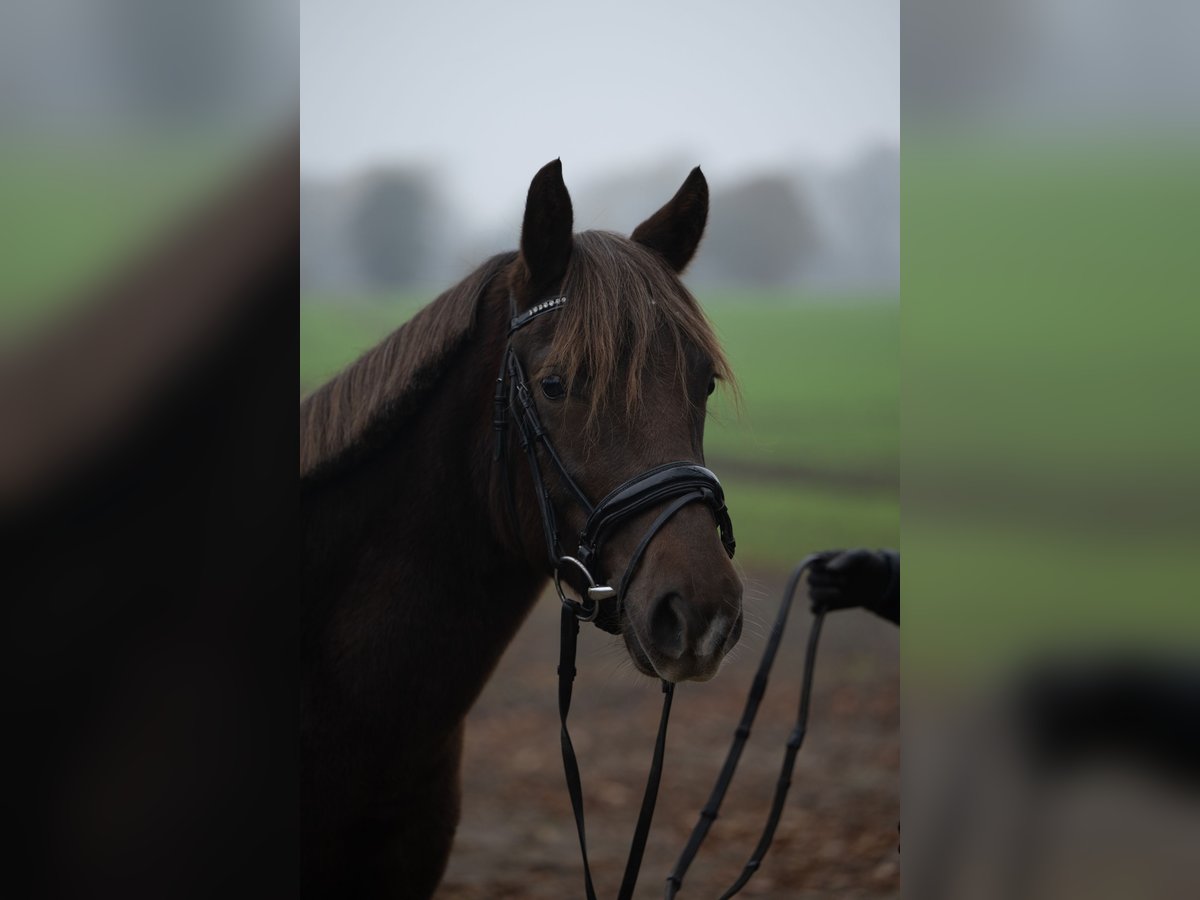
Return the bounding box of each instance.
[649,592,692,661]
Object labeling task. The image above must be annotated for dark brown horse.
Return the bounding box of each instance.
[300,161,743,897]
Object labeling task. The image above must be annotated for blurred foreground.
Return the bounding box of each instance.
[905,1,1200,897]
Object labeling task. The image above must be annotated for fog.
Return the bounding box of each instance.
[301,0,900,228]
[300,1,899,292]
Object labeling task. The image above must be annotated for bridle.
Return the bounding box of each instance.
[493,293,735,631]
[493,292,830,898]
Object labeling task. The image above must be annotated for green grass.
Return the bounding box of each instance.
[301,291,900,571]
[0,137,268,334]
[722,476,899,569]
[901,138,1200,677]
[702,296,898,477]
[299,295,427,390]
[904,141,1200,477]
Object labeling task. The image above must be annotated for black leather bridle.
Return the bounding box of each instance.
[493,293,735,632]
[494,293,830,898]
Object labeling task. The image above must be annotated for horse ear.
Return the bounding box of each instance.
[631,166,709,273]
[519,159,574,302]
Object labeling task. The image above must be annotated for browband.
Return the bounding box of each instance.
[508,294,568,334]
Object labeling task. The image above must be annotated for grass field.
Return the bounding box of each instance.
[301,291,899,571]
[901,142,1200,674]
[0,140,250,333]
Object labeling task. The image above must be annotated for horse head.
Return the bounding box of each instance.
[502,160,743,683]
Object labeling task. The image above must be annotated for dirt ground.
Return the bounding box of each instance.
[434,569,900,899]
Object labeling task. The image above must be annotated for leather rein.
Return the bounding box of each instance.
[493,293,827,898]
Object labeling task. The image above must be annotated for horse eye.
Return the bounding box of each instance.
[541,375,566,400]
[707,376,717,397]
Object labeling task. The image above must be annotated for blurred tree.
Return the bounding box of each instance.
[700,175,822,287]
[348,169,437,289]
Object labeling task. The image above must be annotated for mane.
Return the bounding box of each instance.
[549,231,734,427]
[299,252,515,480]
[299,232,733,482]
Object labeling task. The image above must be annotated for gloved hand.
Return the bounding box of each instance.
[807,548,899,624]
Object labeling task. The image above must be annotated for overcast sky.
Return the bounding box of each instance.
[302,0,898,226]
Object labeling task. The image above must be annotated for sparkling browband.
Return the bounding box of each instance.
[508,295,568,334]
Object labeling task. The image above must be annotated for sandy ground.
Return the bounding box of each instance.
[435,568,900,899]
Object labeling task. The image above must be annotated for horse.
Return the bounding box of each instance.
[299,160,744,898]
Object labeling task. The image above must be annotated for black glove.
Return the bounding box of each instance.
[807,548,899,624]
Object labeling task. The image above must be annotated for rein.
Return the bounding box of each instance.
[493,293,828,898]
[665,556,826,899]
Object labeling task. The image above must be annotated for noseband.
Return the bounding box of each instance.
[493,294,736,632]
